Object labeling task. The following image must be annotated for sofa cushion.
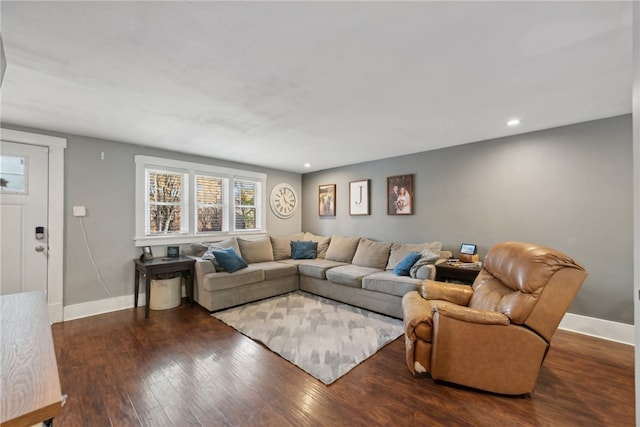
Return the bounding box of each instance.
[201,267,265,292]
[289,259,348,279]
[362,270,423,297]
[249,261,298,281]
[303,232,331,258]
[212,247,248,273]
[237,237,274,264]
[386,242,442,270]
[325,235,361,263]
[325,264,381,288]
[394,252,422,276]
[351,239,392,269]
[291,241,318,259]
[270,232,305,260]
[202,237,241,271]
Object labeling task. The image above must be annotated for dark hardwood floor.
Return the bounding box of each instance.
[51,301,635,426]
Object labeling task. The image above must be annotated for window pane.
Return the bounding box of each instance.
[234,180,255,206]
[235,207,256,230]
[196,176,223,204]
[234,179,258,231]
[147,170,186,235]
[197,207,223,232]
[149,171,182,203]
[0,155,27,193]
[149,204,183,234]
[196,175,224,233]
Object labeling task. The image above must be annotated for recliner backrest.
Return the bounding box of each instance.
[468,242,587,340]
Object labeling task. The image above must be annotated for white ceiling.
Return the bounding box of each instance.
[0,1,633,173]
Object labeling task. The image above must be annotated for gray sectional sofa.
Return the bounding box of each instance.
[191,232,449,319]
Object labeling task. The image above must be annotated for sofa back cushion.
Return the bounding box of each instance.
[270,232,305,260]
[351,239,392,269]
[386,242,442,270]
[303,232,331,258]
[324,235,361,263]
[237,237,274,264]
[191,243,209,257]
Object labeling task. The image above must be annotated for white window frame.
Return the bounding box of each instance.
[135,155,267,246]
[194,173,228,234]
[233,177,262,233]
[145,167,189,236]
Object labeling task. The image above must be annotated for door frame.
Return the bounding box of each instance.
[0,128,66,323]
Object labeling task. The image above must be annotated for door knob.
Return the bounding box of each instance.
[35,245,46,252]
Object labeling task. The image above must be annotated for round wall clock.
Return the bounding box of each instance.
[270,183,298,219]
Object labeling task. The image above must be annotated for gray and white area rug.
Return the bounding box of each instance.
[212,291,404,385]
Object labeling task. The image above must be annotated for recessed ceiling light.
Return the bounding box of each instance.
[507,119,521,127]
[304,163,311,168]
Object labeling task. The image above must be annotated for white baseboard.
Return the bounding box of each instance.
[62,294,634,346]
[48,302,64,324]
[63,293,146,321]
[559,312,633,346]
[63,283,187,321]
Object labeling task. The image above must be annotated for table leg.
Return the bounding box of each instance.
[145,273,151,319]
[187,267,194,306]
[134,268,140,307]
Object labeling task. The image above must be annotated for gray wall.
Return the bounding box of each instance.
[3,125,302,306]
[302,115,633,324]
[5,115,633,323]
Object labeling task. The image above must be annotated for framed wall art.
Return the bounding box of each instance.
[349,179,370,215]
[387,174,414,215]
[318,184,336,216]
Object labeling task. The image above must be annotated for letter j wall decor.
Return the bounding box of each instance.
[349,179,370,215]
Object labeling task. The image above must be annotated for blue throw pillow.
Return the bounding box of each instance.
[290,240,318,260]
[211,247,248,273]
[394,251,422,276]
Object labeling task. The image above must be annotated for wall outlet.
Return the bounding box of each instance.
[73,206,86,217]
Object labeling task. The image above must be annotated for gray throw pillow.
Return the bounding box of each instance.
[202,237,241,271]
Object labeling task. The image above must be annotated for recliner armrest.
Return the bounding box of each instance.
[433,304,510,325]
[420,280,473,306]
[402,291,433,332]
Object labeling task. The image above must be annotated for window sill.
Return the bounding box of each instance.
[134,231,268,247]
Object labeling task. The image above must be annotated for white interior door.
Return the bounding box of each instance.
[0,141,49,295]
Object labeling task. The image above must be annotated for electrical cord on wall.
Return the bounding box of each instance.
[78,216,112,296]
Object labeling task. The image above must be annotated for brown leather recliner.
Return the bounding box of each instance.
[402,241,587,395]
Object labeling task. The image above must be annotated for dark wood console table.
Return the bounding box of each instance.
[435,262,482,285]
[1,291,63,427]
[134,256,195,318]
